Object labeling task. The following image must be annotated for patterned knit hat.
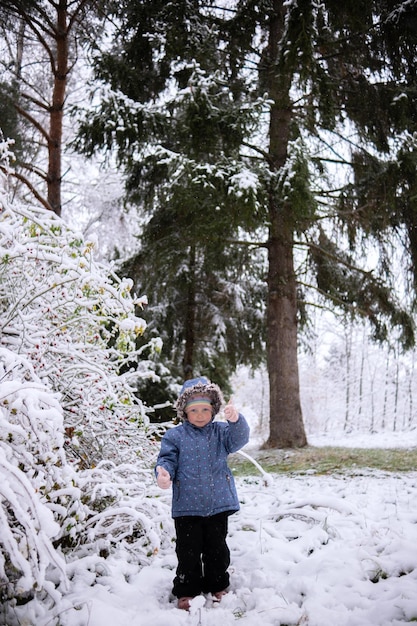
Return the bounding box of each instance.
[176,376,224,421]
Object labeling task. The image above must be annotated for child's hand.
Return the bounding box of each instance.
[224,400,239,423]
[156,466,172,489]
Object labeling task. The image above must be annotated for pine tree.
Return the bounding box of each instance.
[74,0,417,447]
[76,2,269,390]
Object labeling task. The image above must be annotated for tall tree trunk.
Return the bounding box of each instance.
[266,213,307,447]
[343,327,351,432]
[407,351,414,428]
[393,343,399,432]
[263,0,307,448]
[382,351,389,430]
[47,0,69,217]
[182,244,197,380]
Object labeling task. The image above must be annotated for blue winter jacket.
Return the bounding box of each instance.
[156,415,250,518]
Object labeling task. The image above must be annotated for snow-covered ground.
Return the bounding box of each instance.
[46,432,417,626]
[308,429,417,449]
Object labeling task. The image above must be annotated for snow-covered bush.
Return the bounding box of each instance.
[0,343,164,621]
[0,147,160,467]
[0,348,71,607]
[0,140,165,622]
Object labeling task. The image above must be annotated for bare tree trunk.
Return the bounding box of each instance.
[369,368,376,433]
[15,18,25,78]
[343,327,351,432]
[357,327,365,424]
[263,0,307,448]
[393,342,399,432]
[382,350,389,430]
[407,351,414,428]
[182,244,196,380]
[47,0,69,216]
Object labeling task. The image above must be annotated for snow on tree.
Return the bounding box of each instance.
[75,0,417,450]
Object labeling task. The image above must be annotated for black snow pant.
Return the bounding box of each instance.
[172,512,231,598]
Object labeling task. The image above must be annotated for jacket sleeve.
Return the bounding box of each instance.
[154,430,179,480]
[224,414,250,453]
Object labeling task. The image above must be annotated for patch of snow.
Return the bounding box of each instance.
[20,467,416,626]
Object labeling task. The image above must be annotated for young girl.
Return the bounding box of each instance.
[155,376,250,610]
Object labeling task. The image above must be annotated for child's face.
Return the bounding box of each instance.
[185,398,213,428]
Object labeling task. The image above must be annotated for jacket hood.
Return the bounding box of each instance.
[176,376,224,421]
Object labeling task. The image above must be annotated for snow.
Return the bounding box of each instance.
[9,427,414,626]
[309,430,417,449]
[43,457,417,626]
[2,148,417,626]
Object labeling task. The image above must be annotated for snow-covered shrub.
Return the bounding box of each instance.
[0,348,71,606]
[0,152,160,467]
[75,461,169,559]
[0,140,166,622]
[0,343,164,621]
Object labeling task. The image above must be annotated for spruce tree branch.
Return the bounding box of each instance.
[226,237,267,249]
[294,238,371,276]
[241,141,274,166]
[314,156,353,167]
[296,280,370,318]
[316,127,375,161]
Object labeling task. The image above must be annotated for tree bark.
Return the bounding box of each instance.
[47,0,69,217]
[266,217,306,447]
[263,0,307,448]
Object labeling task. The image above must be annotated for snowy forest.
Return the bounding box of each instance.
[1,1,417,624]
